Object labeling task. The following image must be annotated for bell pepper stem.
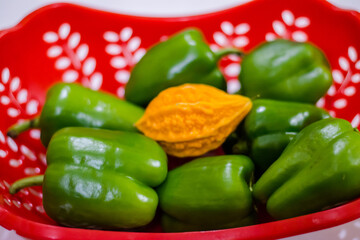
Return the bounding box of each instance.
[214,48,244,62]
[9,175,44,194]
[7,117,40,138]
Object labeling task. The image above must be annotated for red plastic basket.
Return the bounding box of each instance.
[0,0,360,239]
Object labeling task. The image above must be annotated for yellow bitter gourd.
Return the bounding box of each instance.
[135,84,252,157]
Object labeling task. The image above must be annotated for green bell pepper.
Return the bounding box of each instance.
[253,118,360,219]
[10,127,167,229]
[239,39,332,103]
[7,83,144,146]
[223,122,250,156]
[225,99,330,173]
[125,28,243,106]
[157,155,254,231]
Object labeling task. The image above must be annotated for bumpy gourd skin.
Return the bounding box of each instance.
[39,83,144,146]
[157,155,254,231]
[136,84,252,157]
[125,29,229,107]
[254,118,360,220]
[43,127,167,229]
[225,99,330,173]
[239,39,332,103]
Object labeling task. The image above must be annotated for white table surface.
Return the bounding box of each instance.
[0,0,360,239]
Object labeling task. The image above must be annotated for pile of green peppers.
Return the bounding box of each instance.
[8,28,360,232]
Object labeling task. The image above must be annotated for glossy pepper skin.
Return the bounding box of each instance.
[125,29,241,106]
[239,39,332,103]
[8,83,144,146]
[253,118,360,220]
[157,155,254,231]
[11,127,168,229]
[226,99,330,173]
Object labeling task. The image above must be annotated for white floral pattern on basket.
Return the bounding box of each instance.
[1,68,39,118]
[1,176,45,214]
[43,23,103,90]
[211,21,251,94]
[0,66,46,216]
[317,46,360,127]
[266,10,310,42]
[0,67,43,172]
[104,27,146,98]
[0,126,44,171]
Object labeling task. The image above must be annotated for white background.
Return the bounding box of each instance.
[1,0,360,30]
[0,0,360,239]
